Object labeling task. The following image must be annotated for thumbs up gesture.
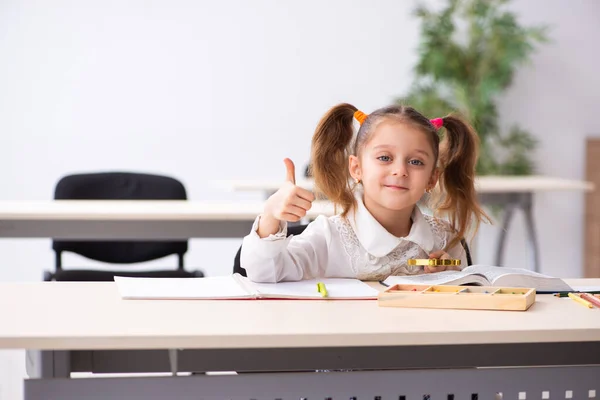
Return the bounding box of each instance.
[263,158,316,223]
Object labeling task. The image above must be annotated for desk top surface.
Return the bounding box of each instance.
[218,175,595,193]
[0,200,334,221]
[0,279,598,351]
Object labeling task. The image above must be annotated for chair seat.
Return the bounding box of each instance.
[49,268,204,282]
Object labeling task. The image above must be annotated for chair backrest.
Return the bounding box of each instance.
[461,238,473,266]
[304,163,312,178]
[233,224,473,277]
[53,172,188,265]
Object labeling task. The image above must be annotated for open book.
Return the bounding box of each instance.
[114,273,379,300]
[382,265,573,293]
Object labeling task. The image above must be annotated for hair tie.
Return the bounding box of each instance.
[430,118,444,129]
[354,110,368,125]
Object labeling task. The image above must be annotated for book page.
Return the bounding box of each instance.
[114,276,252,300]
[570,285,600,292]
[382,271,488,287]
[463,265,554,282]
[248,278,379,299]
[462,265,573,292]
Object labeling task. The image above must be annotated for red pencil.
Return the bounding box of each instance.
[580,293,600,308]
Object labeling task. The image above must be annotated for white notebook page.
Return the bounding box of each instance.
[250,278,379,299]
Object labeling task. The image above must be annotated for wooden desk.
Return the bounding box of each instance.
[218,176,595,272]
[1,279,599,399]
[2,279,599,350]
[0,200,334,239]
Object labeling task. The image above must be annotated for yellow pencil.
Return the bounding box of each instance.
[317,282,328,298]
[568,292,593,308]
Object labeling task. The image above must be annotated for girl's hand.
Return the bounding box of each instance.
[257,158,315,238]
[263,158,315,222]
[423,250,456,273]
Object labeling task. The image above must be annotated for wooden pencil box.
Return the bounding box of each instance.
[377,284,536,311]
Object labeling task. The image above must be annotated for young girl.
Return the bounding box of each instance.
[241,103,490,282]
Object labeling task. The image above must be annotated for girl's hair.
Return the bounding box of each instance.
[310,103,490,249]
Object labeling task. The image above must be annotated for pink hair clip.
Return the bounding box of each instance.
[430,118,444,129]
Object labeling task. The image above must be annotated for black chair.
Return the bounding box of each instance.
[304,163,312,178]
[461,238,473,266]
[44,172,204,281]
[233,224,473,277]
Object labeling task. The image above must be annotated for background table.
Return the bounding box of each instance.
[0,200,334,239]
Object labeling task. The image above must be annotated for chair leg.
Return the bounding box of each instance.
[55,251,63,269]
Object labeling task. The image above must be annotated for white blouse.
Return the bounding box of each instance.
[240,193,467,283]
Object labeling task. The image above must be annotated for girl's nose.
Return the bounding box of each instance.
[392,162,409,177]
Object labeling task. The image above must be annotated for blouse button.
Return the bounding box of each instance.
[367,254,377,264]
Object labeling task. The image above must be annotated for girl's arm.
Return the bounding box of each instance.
[240,215,332,282]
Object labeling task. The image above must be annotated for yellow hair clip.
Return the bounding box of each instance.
[354,110,368,125]
[407,259,461,267]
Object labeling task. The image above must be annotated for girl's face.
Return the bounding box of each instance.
[349,120,438,212]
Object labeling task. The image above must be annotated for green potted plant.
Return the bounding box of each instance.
[398,0,549,175]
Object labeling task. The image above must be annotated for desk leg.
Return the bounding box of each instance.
[522,193,541,273]
[487,193,540,272]
[495,201,516,267]
[168,349,178,376]
[26,350,70,378]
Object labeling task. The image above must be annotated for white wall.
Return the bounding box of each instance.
[477,0,600,277]
[0,0,419,283]
[1,0,599,398]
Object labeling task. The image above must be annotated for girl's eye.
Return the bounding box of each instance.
[377,155,391,162]
[409,159,424,166]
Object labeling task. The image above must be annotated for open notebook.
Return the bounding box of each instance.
[382,265,573,293]
[114,273,380,300]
